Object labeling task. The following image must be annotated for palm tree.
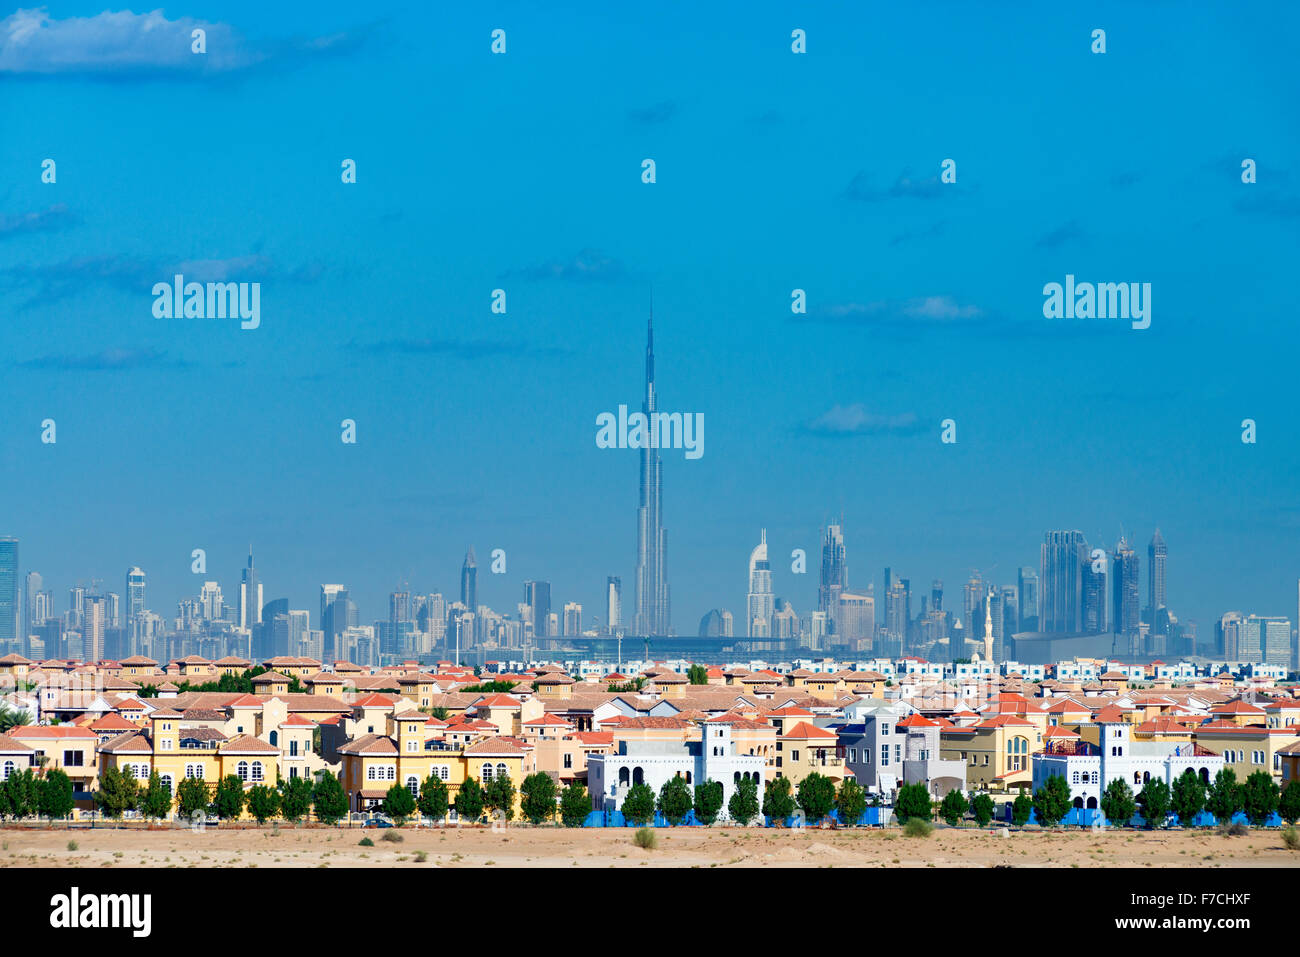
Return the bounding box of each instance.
[0,705,33,733]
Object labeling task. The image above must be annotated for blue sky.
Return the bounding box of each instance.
[2,1,1298,638]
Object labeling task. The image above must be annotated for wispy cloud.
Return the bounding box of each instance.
[1036,220,1084,249]
[0,7,370,77]
[806,295,985,326]
[0,252,324,306]
[503,249,627,283]
[844,169,946,202]
[351,337,571,360]
[0,203,76,238]
[14,347,194,371]
[627,101,677,125]
[801,404,926,437]
[890,220,946,246]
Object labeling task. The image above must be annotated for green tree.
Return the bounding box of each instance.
[7,768,40,819]
[0,777,12,820]
[214,774,246,820]
[138,771,174,821]
[835,778,868,826]
[95,766,139,819]
[686,664,709,685]
[1033,775,1072,827]
[894,783,933,824]
[1206,768,1242,823]
[1171,769,1206,827]
[621,782,656,825]
[382,782,416,825]
[728,776,760,825]
[1011,792,1033,826]
[560,782,591,827]
[418,774,449,823]
[940,788,967,826]
[519,772,557,825]
[1137,777,1172,829]
[312,770,349,825]
[455,776,485,823]
[0,705,33,733]
[1101,777,1137,826]
[762,777,796,824]
[277,776,313,822]
[1241,769,1280,827]
[971,793,996,827]
[38,768,75,820]
[693,779,724,825]
[657,775,693,825]
[484,775,516,823]
[430,706,450,721]
[1279,779,1300,825]
[176,777,209,819]
[246,784,281,824]
[796,772,836,824]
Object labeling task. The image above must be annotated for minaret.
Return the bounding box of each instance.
[983,588,995,662]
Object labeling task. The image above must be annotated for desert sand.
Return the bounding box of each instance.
[1,823,1296,868]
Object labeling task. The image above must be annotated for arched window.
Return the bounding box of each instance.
[251,761,264,782]
[269,731,278,747]
[1200,767,1210,783]
[1142,771,1150,784]
[734,771,741,783]
[496,762,508,780]
[406,775,419,796]
[1086,796,1098,809]
[160,774,173,794]
[482,763,494,782]
[633,766,644,786]
[1133,771,1141,784]
[618,767,630,786]
[2,761,13,780]
[386,766,395,780]
[237,761,249,781]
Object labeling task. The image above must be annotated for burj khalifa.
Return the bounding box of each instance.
[634,311,671,636]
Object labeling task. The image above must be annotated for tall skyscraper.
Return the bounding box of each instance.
[0,537,17,647]
[1111,538,1141,645]
[606,576,622,634]
[746,529,774,638]
[634,310,670,636]
[963,575,984,634]
[563,602,583,636]
[1148,528,1167,618]
[931,580,943,613]
[321,585,349,663]
[82,593,107,662]
[23,570,42,652]
[126,566,146,622]
[818,523,846,622]
[1018,567,1039,632]
[460,548,477,613]
[239,549,262,632]
[524,580,551,639]
[1041,531,1088,633]
[1082,557,1108,633]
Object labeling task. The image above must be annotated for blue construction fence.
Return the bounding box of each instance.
[582,806,892,828]
[1000,804,1285,828]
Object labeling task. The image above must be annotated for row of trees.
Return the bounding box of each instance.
[901,768,1300,830]
[88,766,353,824]
[0,768,77,819]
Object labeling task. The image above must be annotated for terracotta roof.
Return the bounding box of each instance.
[464,738,526,756]
[221,734,280,754]
[9,725,97,739]
[99,731,152,753]
[0,733,34,753]
[338,733,399,755]
[783,721,837,739]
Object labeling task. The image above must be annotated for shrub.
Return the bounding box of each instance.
[415,850,429,862]
[358,837,374,847]
[633,826,657,850]
[66,840,78,851]
[894,783,933,824]
[903,818,934,838]
[381,830,404,843]
[1282,826,1300,851]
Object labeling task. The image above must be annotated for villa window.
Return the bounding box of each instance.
[482,763,494,782]
[406,776,419,796]
[386,766,395,780]
[251,762,264,782]
[160,775,173,794]
[237,761,249,781]
[496,762,508,780]
[2,761,13,780]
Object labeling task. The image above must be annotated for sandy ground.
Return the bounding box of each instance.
[1,823,1296,868]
